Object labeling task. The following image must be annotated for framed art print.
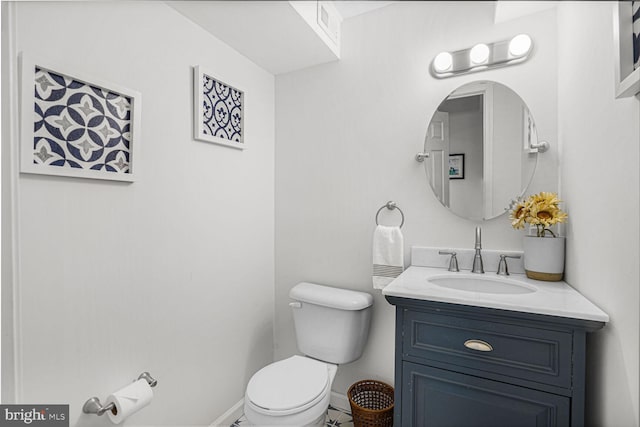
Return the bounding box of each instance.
[614,1,640,97]
[193,66,245,150]
[448,154,465,179]
[20,53,142,182]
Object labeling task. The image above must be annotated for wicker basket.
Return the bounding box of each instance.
[347,380,394,427]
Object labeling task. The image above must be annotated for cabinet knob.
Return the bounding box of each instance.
[464,339,493,352]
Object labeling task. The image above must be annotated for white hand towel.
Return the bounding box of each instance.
[372,225,404,289]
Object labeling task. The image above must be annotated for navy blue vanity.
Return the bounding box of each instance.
[382,248,608,427]
[385,296,605,426]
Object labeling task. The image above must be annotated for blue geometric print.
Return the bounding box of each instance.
[634,1,639,69]
[33,67,132,174]
[202,74,243,144]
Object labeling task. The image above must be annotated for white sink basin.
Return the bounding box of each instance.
[428,274,537,295]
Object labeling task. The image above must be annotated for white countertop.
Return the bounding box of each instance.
[382,266,609,323]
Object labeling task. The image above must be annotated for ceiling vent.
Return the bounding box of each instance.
[317,1,341,47]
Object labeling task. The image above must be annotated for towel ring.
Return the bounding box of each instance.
[375,201,405,228]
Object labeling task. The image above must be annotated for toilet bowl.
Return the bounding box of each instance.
[243,282,373,427]
[244,355,337,426]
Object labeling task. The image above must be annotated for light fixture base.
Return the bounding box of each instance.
[431,34,533,78]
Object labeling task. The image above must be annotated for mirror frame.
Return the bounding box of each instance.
[422,80,540,221]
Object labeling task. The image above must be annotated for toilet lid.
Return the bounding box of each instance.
[246,356,329,414]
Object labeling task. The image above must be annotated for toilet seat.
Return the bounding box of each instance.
[246,356,330,416]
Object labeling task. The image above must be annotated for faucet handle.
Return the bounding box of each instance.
[439,250,459,272]
[497,254,521,276]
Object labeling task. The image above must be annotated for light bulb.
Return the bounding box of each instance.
[509,34,532,57]
[469,43,490,65]
[433,52,453,72]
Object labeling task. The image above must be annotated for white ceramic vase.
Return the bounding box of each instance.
[523,236,565,281]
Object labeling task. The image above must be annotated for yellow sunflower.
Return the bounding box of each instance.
[510,192,568,236]
[509,201,529,229]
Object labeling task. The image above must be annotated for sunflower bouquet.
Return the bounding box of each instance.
[510,192,568,237]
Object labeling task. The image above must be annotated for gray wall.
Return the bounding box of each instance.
[558,3,640,426]
[2,2,275,425]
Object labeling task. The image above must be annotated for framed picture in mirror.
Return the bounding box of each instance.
[449,154,465,179]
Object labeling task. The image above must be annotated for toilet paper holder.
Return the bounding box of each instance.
[82,372,158,416]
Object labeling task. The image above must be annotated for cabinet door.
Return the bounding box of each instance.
[402,362,570,427]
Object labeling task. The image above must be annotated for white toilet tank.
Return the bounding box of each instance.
[289,282,374,364]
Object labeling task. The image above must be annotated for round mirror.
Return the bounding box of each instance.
[423,81,539,221]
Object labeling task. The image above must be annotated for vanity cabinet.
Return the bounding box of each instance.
[385,296,605,427]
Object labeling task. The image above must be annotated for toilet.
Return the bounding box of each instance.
[243,282,374,426]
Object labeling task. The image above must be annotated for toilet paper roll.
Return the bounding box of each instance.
[105,379,154,424]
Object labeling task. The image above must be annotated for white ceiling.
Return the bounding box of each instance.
[332,1,395,20]
[168,1,395,75]
[494,1,557,24]
[169,1,556,75]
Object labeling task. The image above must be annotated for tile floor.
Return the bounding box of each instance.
[230,404,354,427]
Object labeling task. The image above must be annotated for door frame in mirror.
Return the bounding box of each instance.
[446,82,494,218]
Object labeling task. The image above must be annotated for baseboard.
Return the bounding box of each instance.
[210,398,244,427]
[330,391,350,412]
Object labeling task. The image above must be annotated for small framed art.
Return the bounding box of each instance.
[614,1,640,98]
[20,53,142,182]
[193,66,245,150]
[448,154,465,179]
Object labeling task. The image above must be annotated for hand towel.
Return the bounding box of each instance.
[372,225,404,289]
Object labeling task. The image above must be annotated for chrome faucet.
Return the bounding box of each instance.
[497,254,521,276]
[471,227,484,273]
[439,250,459,272]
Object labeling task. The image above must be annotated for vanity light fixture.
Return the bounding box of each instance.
[431,34,533,78]
[508,34,532,57]
[433,52,453,72]
[469,43,490,65]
